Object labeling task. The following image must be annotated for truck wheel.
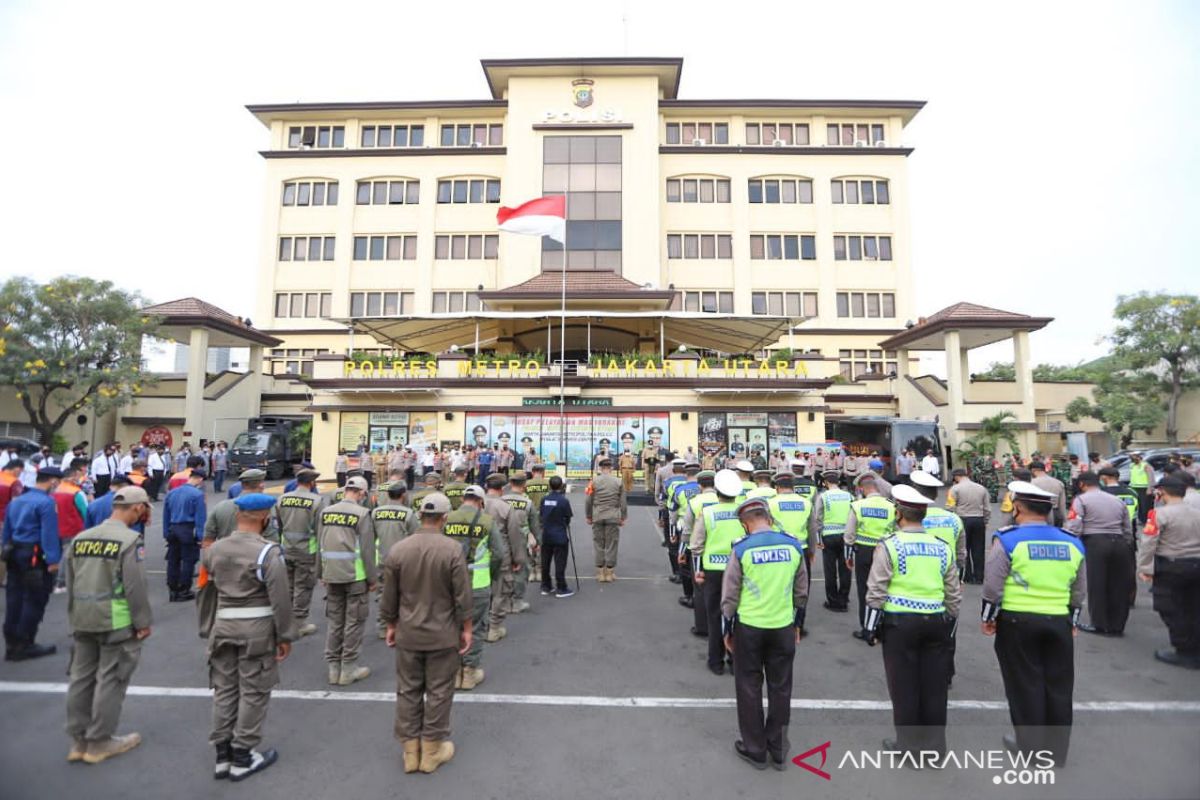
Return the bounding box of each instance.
[268,464,284,481]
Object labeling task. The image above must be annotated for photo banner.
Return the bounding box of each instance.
[643,413,669,459]
[408,412,438,451]
[768,412,798,455]
[541,416,563,465]
[491,414,515,452]
[593,415,618,465]
[699,412,727,460]
[516,415,542,461]
[617,414,644,468]
[566,413,594,476]
[465,413,491,450]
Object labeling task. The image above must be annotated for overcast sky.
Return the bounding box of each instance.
[1,0,1196,372]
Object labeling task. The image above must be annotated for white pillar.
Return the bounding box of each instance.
[944,330,965,431]
[960,347,972,403]
[184,328,209,440]
[1012,330,1036,417]
[247,345,264,418]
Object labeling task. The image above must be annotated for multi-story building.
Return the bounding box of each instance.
[246,57,926,474]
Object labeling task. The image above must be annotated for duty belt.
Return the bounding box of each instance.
[216,606,273,619]
[282,531,312,543]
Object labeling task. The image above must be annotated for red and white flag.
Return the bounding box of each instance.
[497,195,566,243]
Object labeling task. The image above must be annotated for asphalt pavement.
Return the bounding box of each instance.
[2,484,1198,800]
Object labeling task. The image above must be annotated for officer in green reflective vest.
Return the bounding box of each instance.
[734,460,756,495]
[692,469,746,675]
[767,472,816,573]
[810,470,853,612]
[1099,465,1141,609]
[720,496,809,770]
[863,484,961,759]
[1128,453,1153,524]
[316,476,377,686]
[982,481,1086,766]
[275,469,325,639]
[444,485,498,690]
[745,470,777,500]
[909,469,966,686]
[372,482,417,639]
[680,470,719,631]
[442,466,470,511]
[845,474,897,640]
[64,486,153,765]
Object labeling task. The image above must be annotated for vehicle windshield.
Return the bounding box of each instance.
[232,432,272,450]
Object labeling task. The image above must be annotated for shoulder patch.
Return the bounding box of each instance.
[135,545,145,562]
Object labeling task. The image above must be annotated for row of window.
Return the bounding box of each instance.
[281,181,340,207]
[663,122,888,147]
[432,291,484,313]
[666,234,733,260]
[274,292,333,319]
[667,176,887,205]
[352,178,502,206]
[278,236,336,262]
[833,235,893,261]
[665,234,884,261]
[350,291,415,317]
[840,349,899,380]
[267,348,331,377]
[752,291,819,317]
[353,235,418,261]
[287,123,501,150]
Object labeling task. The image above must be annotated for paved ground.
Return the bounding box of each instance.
[2,484,1198,800]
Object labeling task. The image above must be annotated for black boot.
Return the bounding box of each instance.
[229,747,278,782]
[214,742,232,780]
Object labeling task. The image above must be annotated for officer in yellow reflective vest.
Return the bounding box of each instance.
[720,497,809,770]
[745,470,777,500]
[767,473,816,573]
[680,470,719,632]
[444,485,498,690]
[863,484,961,759]
[908,469,966,686]
[810,470,853,612]
[1128,452,1153,524]
[372,482,417,639]
[845,474,897,641]
[275,469,325,639]
[692,469,746,675]
[316,476,377,686]
[982,481,1086,766]
[442,466,470,511]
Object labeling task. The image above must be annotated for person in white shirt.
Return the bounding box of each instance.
[118,448,134,476]
[146,447,167,500]
[920,451,940,477]
[20,455,41,488]
[91,445,114,497]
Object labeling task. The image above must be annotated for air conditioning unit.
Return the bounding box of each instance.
[854,140,868,148]
[692,138,706,146]
[469,141,482,149]
[875,139,888,148]
[772,139,786,147]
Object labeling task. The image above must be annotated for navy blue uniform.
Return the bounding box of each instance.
[163,483,207,596]
[85,492,146,537]
[2,488,60,651]
[539,491,574,592]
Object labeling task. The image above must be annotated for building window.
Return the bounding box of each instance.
[665,177,731,203]
[278,236,335,262]
[751,291,818,317]
[359,124,425,148]
[749,234,816,260]
[434,234,499,260]
[681,290,734,314]
[833,235,892,261]
[349,291,414,317]
[838,348,898,379]
[268,348,331,377]
[436,178,501,204]
[431,291,484,313]
[439,123,503,147]
[356,179,420,205]
[831,178,890,205]
[352,235,417,261]
[744,122,810,146]
[666,234,732,260]
[825,123,887,147]
[542,135,622,271]
[286,125,345,149]
[835,291,896,318]
[748,177,813,204]
[273,292,333,319]
[664,122,729,145]
[282,180,339,207]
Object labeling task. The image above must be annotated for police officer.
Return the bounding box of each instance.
[720,496,808,770]
[275,469,324,638]
[409,471,443,511]
[667,462,702,584]
[680,470,719,630]
[618,448,636,493]
[734,460,756,494]
[587,458,627,583]
[163,468,207,601]
[1138,477,1200,669]
[767,472,816,572]
[484,472,520,642]
[1029,461,1068,527]
[380,492,473,775]
[1099,466,1141,609]
[692,469,744,675]
[444,485,500,689]
[746,469,776,500]
[947,468,989,584]
[502,473,535,613]
[203,492,296,781]
[2,466,63,661]
[810,470,853,612]
[317,476,377,686]
[845,474,897,641]
[982,481,1086,765]
[910,469,966,685]
[792,469,817,504]
[1128,452,1154,524]
[442,466,470,510]
[659,458,688,581]
[524,464,551,584]
[64,486,153,764]
[371,482,417,640]
[863,484,961,757]
[204,469,268,544]
[1067,471,1133,635]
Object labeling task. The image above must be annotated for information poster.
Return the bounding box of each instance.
[369,411,409,426]
[408,412,438,451]
[566,413,594,476]
[340,412,370,453]
[699,412,727,460]
[465,413,491,450]
[643,413,669,459]
[541,416,564,465]
[747,428,768,459]
[768,412,798,455]
[516,415,542,462]
[593,415,618,465]
[389,428,408,447]
[370,428,390,449]
[617,414,645,469]
[727,412,769,428]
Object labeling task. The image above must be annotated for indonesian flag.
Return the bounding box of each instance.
[497,195,566,243]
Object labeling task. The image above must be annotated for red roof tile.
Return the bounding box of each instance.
[143,297,246,325]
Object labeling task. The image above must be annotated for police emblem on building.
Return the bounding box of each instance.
[572,78,594,108]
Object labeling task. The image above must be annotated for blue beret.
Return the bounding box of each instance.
[234,493,276,511]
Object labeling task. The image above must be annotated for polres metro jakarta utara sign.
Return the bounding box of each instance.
[341,357,813,378]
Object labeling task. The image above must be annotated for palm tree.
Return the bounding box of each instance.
[954,411,1021,460]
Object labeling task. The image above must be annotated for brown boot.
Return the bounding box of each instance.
[82,733,142,764]
[608,567,617,582]
[596,567,608,583]
[67,738,87,763]
[338,661,370,685]
[401,739,420,774]
[419,739,455,773]
[460,666,485,690]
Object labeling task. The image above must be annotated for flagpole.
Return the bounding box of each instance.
[559,216,566,481]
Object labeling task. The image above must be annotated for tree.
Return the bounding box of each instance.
[289,419,312,460]
[971,361,1016,381]
[1108,293,1200,445]
[971,361,1095,382]
[0,277,158,444]
[1066,368,1164,450]
[955,411,1022,459]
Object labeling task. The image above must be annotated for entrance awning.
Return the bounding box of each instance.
[338,311,805,355]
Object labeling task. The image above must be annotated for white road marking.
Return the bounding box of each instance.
[1,682,1197,712]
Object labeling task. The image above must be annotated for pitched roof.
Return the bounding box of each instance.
[877,302,1053,351]
[143,297,244,325]
[477,272,675,301]
[142,297,281,347]
[923,302,1039,325]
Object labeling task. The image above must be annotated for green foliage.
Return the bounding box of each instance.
[289,419,312,459]
[0,277,158,444]
[1065,365,1164,450]
[972,361,1095,382]
[955,411,1022,460]
[972,361,1016,381]
[1109,293,1200,445]
[50,433,69,455]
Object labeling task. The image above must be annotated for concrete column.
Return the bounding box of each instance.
[944,329,964,430]
[184,328,209,440]
[895,346,911,382]
[247,345,264,418]
[960,347,972,403]
[1012,330,1036,418]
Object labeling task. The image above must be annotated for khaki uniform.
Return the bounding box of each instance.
[443,481,469,511]
[618,452,636,493]
[1032,473,1069,527]
[203,499,239,543]
[587,473,627,569]
[275,490,324,622]
[485,496,521,629]
[502,491,534,604]
[372,502,417,635]
[65,520,152,743]
[379,528,473,743]
[316,501,377,668]
[203,531,296,750]
[444,505,500,668]
[642,445,659,491]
